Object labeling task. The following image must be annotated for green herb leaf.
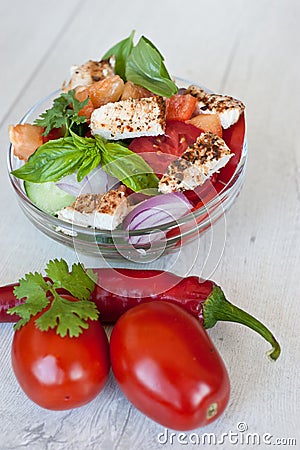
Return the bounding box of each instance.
[71,130,97,149]
[71,93,89,119]
[34,90,88,136]
[35,293,99,338]
[12,131,159,192]
[96,137,159,192]
[11,137,85,182]
[102,30,135,80]
[70,131,102,181]
[7,272,50,330]
[7,259,99,337]
[76,153,101,182]
[11,134,102,183]
[46,259,97,301]
[125,36,177,97]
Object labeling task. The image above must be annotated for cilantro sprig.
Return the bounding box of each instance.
[34,89,89,137]
[8,259,99,338]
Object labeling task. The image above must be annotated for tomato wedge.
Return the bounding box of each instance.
[166,94,197,121]
[129,115,245,195]
[129,120,202,175]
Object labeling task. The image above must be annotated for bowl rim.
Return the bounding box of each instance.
[7,79,247,239]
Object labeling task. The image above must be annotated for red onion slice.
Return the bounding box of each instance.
[56,167,119,197]
[123,193,192,245]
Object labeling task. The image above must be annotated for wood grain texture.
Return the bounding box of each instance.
[0,0,299,448]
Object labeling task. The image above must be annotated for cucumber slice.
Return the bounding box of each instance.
[24,181,75,215]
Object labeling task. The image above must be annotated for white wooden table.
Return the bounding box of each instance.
[0,1,299,449]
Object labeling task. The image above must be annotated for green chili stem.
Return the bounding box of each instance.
[203,286,281,361]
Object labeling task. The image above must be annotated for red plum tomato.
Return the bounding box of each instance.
[11,295,110,410]
[110,301,230,431]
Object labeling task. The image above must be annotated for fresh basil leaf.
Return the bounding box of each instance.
[141,36,164,61]
[11,134,101,183]
[102,30,135,81]
[141,36,170,80]
[12,131,159,192]
[71,130,97,150]
[125,36,177,97]
[11,138,85,182]
[77,152,101,182]
[98,138,159,192]
[70,131,101,180]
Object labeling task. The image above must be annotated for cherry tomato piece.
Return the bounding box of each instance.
[110,301,230,431]
[11,295,110,410]
[166,94,197,121]
[42,128,63,143]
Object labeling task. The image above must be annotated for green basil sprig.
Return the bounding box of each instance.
[99,140,159,192]
[102,30,135,81]
[11,133,159,192]
[125,36,177,97]
[103,32,177,98]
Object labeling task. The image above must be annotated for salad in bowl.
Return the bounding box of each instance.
[8,32,247,259]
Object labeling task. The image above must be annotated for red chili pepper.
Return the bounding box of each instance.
[0,284,24,323]
[0,268,280,360]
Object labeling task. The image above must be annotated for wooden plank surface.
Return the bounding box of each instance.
[0,0,299,449]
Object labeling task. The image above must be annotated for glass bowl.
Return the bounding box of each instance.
[7,78,247,261]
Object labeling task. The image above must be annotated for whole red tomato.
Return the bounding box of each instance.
[110,301,230,431]
[11,295,110,410]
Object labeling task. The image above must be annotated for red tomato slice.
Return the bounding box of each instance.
[166,116,246,245]
[42,128,62,143]
[129,115,245,202]
[129,120,202,175]
[217,113,246,184]
[166,94,197,121]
